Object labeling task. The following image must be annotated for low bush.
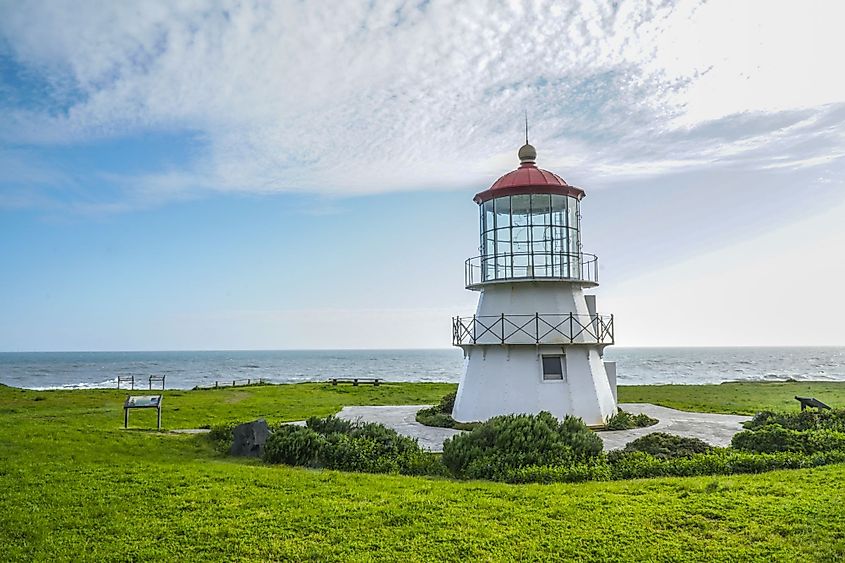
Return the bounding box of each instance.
[442,411,603,481]
[439,391,456,413]
[305,415,354,435]
[609,432,713,461]
[206,422,238,453]
[263,416,445,477]
[604,410,658,431]
[744,409,845,432]
[416,391,479,430]
[264,425,325,466]
[415,407,479,431]
[731,425,845,454]
[607,448,845,480]
[503,461,612,484]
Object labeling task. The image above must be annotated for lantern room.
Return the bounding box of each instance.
[465,143,598,289]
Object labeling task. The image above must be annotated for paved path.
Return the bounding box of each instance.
[337,405,463,451]
[598,403,749,450]
[337,403,750,452]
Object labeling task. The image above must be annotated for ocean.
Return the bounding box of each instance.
[1,347,843,390]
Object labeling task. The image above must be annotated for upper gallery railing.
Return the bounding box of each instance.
[452,313,614,346]
[465,252,598,288]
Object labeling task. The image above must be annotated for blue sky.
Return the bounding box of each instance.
[1,0,844,350]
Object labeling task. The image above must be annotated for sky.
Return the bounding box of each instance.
[1,0,844,351]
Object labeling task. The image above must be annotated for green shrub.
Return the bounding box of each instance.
[503,461,612,484]
[316,433,396,473]
[604,410,658,430]
[305,415,354,435]
[264,416,444,477]
[349,422,419,455]
[263,425,325,466]
[416,394,479,431]
[416,407,454,428]
[732,425,845,454]
[415,408,479,431]
[397,450,450,477]
[744,409,845,432]
[438,391,456,414]
[206,422,237,452]
[606,448,845,480]
[442,411,603,481]
[610,432,713,461]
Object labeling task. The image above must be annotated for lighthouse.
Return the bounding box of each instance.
[451,140,617,426]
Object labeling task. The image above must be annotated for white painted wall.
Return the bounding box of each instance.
[469,282,599,345]
[604,361,617,403]
[453,343,617,426]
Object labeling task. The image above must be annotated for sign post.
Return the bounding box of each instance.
[123,395,163,429]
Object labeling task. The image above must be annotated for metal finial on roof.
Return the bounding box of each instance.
[518,110,536,164]
[525,110,529,144]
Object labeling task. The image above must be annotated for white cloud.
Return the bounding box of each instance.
[0,0,844,203]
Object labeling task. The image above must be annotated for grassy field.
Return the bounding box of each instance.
[618,381,845,415]
[1,381,844,561]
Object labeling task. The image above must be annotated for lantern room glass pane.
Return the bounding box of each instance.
[511,195,530,226]
[568,198,578,231]
[551,195,566,226]
[531,226,549,252]
[512,227,530,255]
[494,197,511,228]
[495,227,511,257]
[483,200,494,231]
[530,194,551,226]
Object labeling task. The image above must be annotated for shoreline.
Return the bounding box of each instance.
[3,378,845,393]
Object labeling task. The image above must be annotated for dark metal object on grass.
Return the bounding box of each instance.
[795,396,831,411]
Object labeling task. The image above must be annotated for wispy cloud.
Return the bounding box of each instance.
[1,0,844,208]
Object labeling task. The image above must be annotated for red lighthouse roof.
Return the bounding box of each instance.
[473,144,585,204]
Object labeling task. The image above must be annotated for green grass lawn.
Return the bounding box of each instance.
[618,381,845,415]
[2,381,844,561]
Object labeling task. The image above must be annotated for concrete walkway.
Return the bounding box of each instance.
[337,403,750,452]
[598,403,749,450]
[337,405,464,451]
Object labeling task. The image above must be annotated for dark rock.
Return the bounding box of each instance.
[230,419,271,457]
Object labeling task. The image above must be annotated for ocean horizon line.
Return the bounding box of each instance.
[1,344,844,355]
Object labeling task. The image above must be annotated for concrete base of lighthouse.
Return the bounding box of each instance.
[452,345,617,426]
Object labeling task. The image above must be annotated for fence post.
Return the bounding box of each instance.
[569,313,574,343]
[610,314,614,344]
[501,313,506,344]
[535,313,539,345]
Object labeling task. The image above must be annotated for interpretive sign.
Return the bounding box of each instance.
[124,395,163,429]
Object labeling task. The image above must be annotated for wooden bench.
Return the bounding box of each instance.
[329,378,380,387]
[117,375,135,390]
[148,375,166,390]
[795,396,831,411]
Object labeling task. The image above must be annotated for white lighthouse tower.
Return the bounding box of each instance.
[451,140,617,426]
